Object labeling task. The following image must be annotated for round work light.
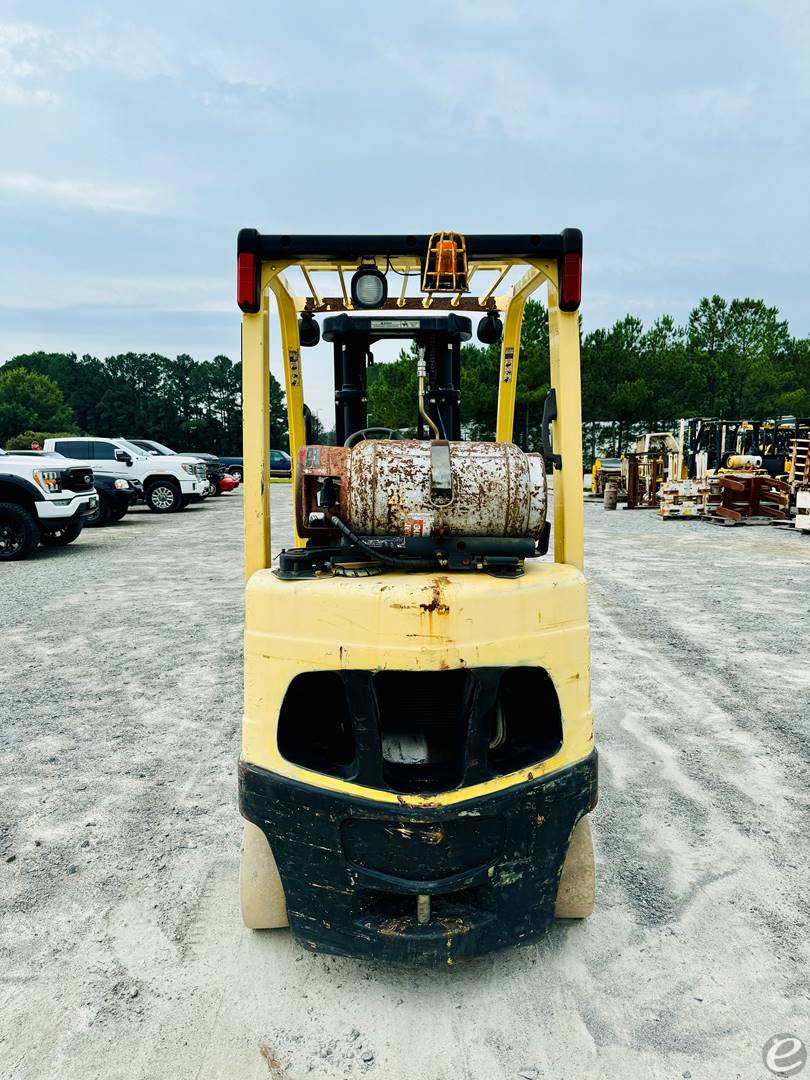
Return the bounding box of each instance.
[351,266,388,309]
[477,311,503,344]
[298,312,320,348]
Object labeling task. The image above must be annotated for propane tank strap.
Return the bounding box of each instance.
[430,440,453,503]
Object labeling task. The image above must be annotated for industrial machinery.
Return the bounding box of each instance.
[591,456,622,497]
[685,417,810,480]
[659,477,710,519]
[236,228,596,964]
[620,433,676,510]
[713,470,790,523]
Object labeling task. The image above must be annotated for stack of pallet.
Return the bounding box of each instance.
[793,437,810,534]
[790,436,809,488]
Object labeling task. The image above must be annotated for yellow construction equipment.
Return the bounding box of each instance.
[236,228,596,963]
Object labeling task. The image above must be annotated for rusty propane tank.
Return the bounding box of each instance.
[296,440,547,539]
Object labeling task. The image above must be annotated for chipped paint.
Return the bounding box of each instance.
[494,862,525,887]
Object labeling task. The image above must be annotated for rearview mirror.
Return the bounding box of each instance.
[115,450,133,466]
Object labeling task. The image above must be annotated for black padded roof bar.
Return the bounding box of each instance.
[237,229,582,264]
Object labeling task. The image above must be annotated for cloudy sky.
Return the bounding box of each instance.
[1,0,808,419]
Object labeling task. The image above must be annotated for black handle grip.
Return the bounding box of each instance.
[541,389,562,469]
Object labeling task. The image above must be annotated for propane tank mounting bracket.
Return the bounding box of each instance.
[430,440,453,504]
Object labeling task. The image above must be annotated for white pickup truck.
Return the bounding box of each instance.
[43,436,206,513]
[0,447,98,560]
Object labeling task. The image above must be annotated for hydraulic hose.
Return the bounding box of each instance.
[327,513,441,571]
[417,348,440,439]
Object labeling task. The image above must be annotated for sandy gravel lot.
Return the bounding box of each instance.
[1,488,809,1080]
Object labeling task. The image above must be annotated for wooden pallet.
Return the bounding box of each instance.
[705,515,781,528]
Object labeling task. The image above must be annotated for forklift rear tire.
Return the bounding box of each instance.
[554,815,595,919]
[240,821,288,930]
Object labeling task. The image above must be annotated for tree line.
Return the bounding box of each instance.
[368,295,810,460]
[0,352,287,453]
[1,295,807,461]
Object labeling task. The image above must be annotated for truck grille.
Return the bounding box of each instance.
[62,467,95,492]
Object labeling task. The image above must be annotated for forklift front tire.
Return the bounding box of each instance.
[240,821,288,930]
[554,815,595,919]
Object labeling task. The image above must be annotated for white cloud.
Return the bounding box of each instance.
[444,0,525,24]
[673,83,756,126]
[0,82,58,105]
[741,0,810,96]
[443,0,585,28]
[0,16,178,100]
[0,267,231,312]
[0,173,166,215]
[385,48,614,142]
[0,21,58,104]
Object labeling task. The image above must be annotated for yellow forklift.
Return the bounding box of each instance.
[237,229,597,963]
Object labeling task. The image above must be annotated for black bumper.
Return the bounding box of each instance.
[106,489,137,511]
[74,495,99,519]
[240,751,597,964]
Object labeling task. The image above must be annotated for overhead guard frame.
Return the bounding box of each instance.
[238,230,584,579]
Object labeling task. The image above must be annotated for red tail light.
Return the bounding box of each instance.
[237,252,259,313]
[560,252,581,311]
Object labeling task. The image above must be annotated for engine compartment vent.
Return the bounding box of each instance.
[373,670,469,794]
[277,671,355,777]
[276,666,564,793]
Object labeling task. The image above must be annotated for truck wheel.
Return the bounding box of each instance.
[0,502,40,561]
[109,505,129,522]
[145,481,182,513]
[41,519,84,547]
[240,821,288,930]
[555,815,595,919]
[230,466,243,482]
[86,496,111,527]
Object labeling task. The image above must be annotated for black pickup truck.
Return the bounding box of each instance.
[85,474,140,526]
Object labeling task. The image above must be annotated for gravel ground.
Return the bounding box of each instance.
[1,489,809,1080]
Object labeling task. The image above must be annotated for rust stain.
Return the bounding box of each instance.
[422,826,445,845]
[258,1044,289,1079]
[379,916,411,935]
[438,915,471,934]
[419,576,451,616]
[397,793,441,808]
[536,814,545,827]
